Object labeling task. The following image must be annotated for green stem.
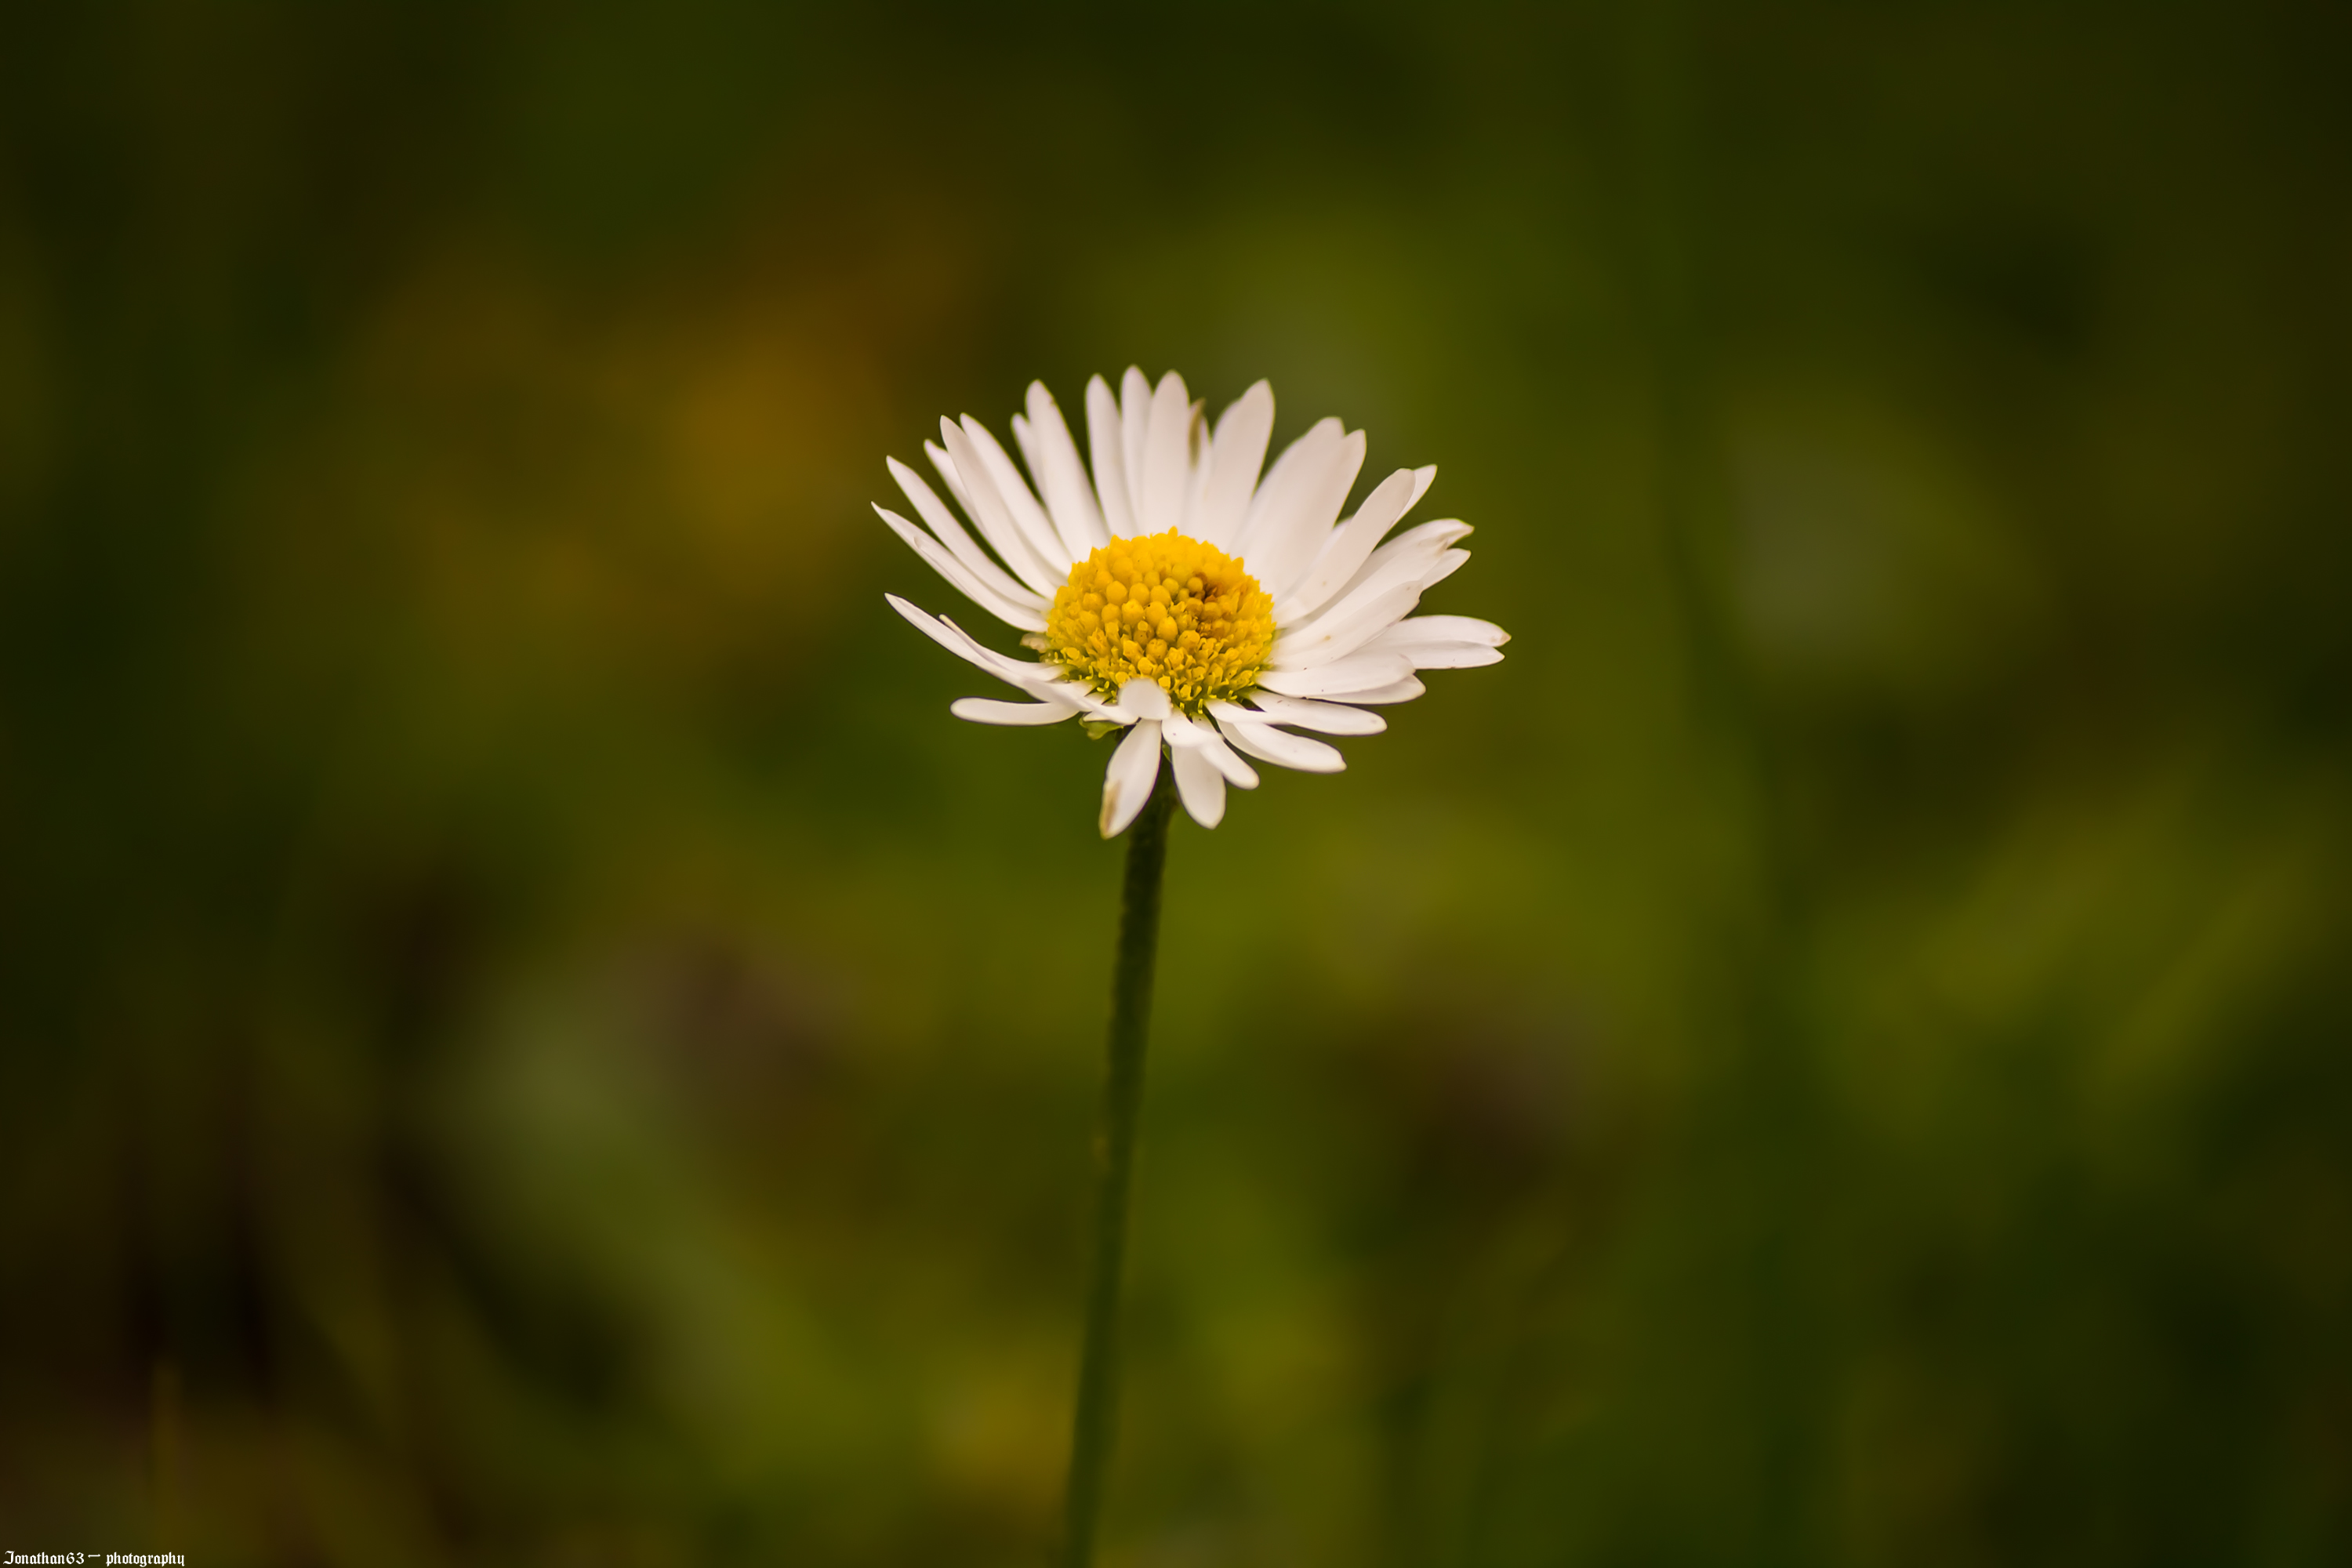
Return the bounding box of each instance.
[1060,779,1177,1568]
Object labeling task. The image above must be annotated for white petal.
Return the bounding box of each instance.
[1011,411,1043,493]
[887,459,1047,613]
[1392,642,1504,669]
[1370,514,1472,561]
[941,419,1062,595]
[1161,713,1260,789]
[1363,615,1511,670]
[950,696,1083,725]
[1139,371,1192,536]
[1416,548,1471,592]
[1119,367,1151,530]
[1276,466,1428,620]
[1157,714,1251,780]
[886,593,1054,692]
[1024,382,1112,557]
[1193,380,1273,550]
[1159,710,1213,746]
[1185,402,1213,524]
[1216,693,1386,735]
[1258,652,1416,697]
[1232,416,1339,558]
[1312,674,1425,706]
[875,506,1048,630]
[1215,715,1346,773]
[1011,673,1134,724]
[1283,526,1467,633]
[1011,411,1044,488]
[924,437,976,521]
[1371,613,1511,650]
[1404,464,1436,513]
[1042,677,1136,724]
[1085,375,1138,539]
[1170,740,1226,827]
[1276,547,1469,669]
[960,414,1073,575]
[930,618,1065,691]
[1116,677,1171,721]
[1298,517,1472,627]
[1101,719,1163,838]
[1270,579,1428,669]
[1197,733,1259,788]
[1239,423,1365,598]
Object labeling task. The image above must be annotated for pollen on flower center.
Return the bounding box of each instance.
[1042,530,1276,715]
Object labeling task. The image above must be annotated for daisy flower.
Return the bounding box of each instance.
[877,368,1508,837]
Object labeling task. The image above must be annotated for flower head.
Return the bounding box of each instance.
[878,368,1509,836]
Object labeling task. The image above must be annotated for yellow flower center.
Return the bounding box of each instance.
[1043,530,1276,716]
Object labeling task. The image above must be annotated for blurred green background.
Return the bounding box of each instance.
[4,2,2350,1563]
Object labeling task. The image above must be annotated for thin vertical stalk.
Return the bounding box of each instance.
[1060,780,1177,1568]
